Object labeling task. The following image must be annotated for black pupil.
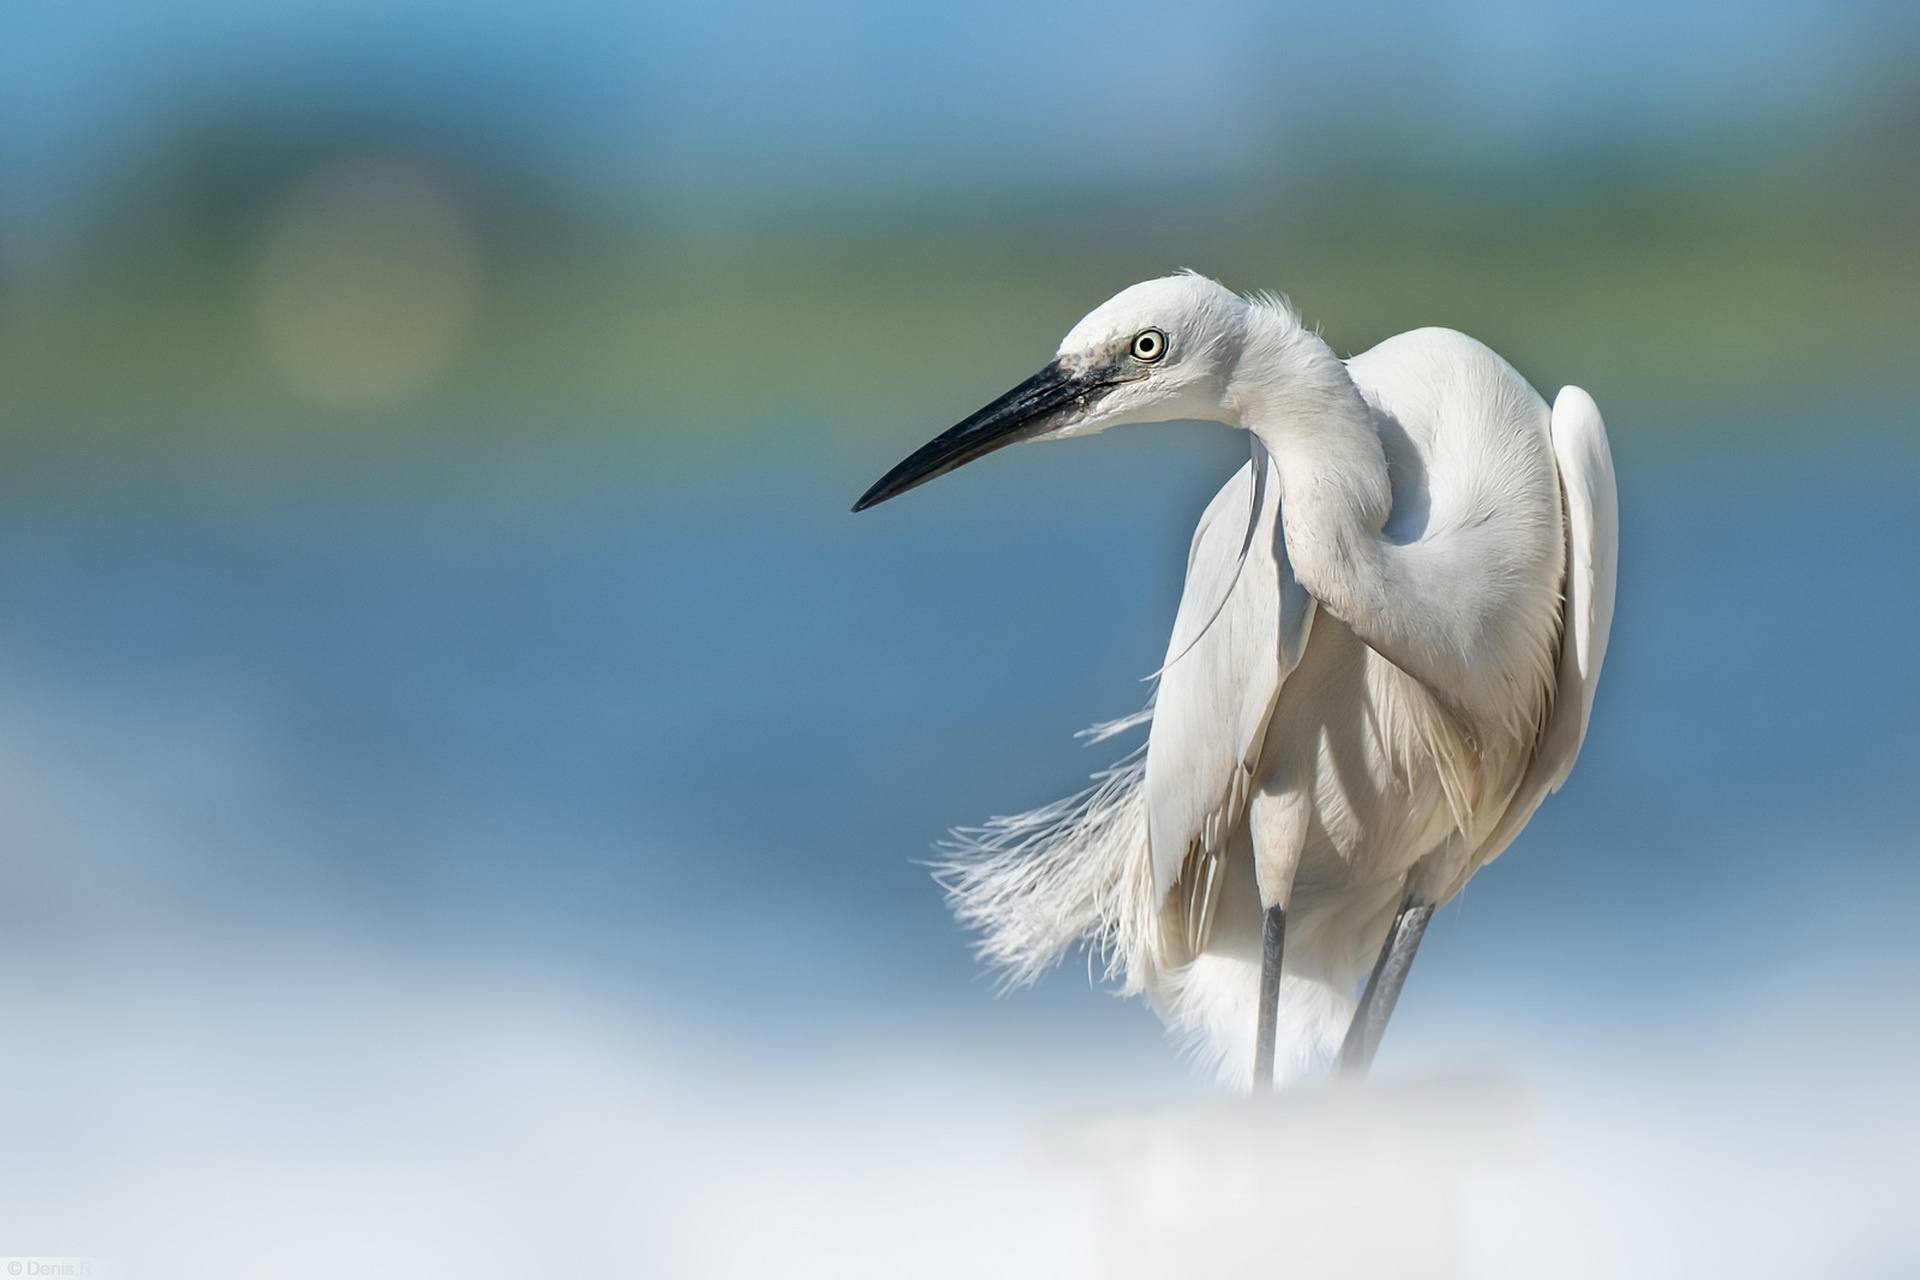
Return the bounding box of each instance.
[1138,334,1157,355]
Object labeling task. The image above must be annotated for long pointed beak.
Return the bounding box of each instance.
[852,360,1110,512]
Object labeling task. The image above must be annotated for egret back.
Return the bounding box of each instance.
[1329,330,1567,860]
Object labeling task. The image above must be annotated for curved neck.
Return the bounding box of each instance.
[1227,320,1478,711]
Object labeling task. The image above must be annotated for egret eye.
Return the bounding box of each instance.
[1130,328,1167,363]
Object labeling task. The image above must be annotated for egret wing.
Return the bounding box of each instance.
[1146,445,1315,953]
[1473,385,1618,868]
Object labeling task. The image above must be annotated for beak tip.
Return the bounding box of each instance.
[853,359,1085,516]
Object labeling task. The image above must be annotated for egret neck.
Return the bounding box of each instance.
[1225,315,1480,717]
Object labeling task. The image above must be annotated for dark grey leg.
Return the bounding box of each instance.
[1253,905,1286,1093]
[1335,901,1434,1078]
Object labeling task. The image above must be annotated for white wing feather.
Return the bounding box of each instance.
[1145,444,1315,950]
[1474,384,1618,866]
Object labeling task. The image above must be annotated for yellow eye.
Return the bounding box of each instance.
[1130,328,1167,362]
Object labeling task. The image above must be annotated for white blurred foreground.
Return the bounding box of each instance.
[1,946,1915,1279]
[1055,1077,1528,1280]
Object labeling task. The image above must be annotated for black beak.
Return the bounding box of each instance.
[852,360,1114,512]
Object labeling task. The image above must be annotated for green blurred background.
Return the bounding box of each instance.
[4,1,1915,472]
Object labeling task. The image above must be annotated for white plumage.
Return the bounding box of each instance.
[864,273,1617,1090]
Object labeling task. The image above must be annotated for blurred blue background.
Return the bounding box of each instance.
[0,2,1916,1276]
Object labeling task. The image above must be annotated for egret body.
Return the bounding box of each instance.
[854,274,1617,1090]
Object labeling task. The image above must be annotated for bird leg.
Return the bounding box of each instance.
[1248,790,1309,1093]
[1334,900,1434,1077]
[1253,904,1286,1092]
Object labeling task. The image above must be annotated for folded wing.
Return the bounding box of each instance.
[1472,385,1619,871]
[1146,444,1316,955]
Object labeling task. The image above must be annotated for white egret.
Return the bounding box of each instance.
[854,273,1617,1091]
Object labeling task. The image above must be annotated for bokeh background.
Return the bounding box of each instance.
[2,2,1917,1276]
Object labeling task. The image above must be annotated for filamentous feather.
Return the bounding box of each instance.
[937,722,1387,1086]
[934,745,1156,993]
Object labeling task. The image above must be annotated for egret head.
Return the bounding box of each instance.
[853,272,1251,511]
